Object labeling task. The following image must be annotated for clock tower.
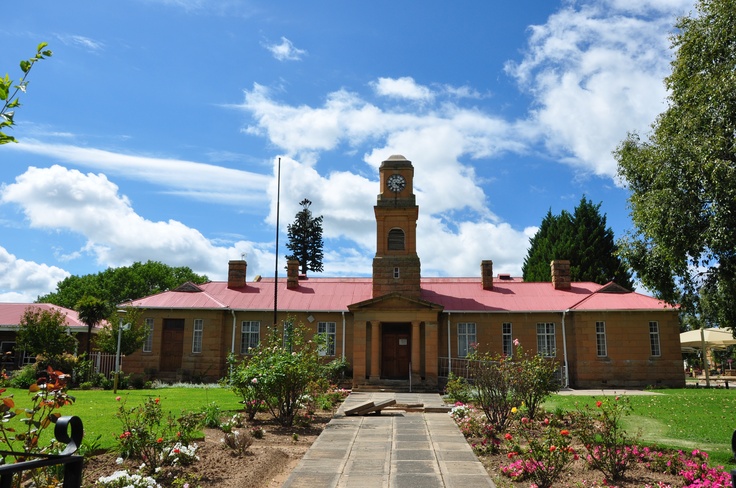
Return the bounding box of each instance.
[373,155,421,298]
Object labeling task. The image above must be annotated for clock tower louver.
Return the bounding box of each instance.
[373,155,421,299]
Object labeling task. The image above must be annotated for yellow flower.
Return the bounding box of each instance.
[511,407,518,414]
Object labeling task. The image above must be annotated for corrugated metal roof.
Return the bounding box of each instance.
[121,277,674,313]
[0,303,88,328]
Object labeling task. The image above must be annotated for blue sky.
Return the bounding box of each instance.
[0,0,695,302]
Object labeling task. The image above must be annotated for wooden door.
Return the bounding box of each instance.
[381,324,410,379]
[160,318,184,372]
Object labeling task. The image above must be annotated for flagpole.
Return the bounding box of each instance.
[273,157,281,327]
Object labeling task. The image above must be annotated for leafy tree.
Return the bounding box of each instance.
[16,306,77,364]
[94,308,149,356]
[1,43,52,144]
[522,197,633,288]
[614,0,736,323]
[286,198,324,275]
[38,261,209,309]
[76,295,109,358]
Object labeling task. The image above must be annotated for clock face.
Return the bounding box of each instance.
[387,174,406,193]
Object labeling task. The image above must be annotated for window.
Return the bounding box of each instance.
[596,321,607,357]
[393,267,400,279]
[649,321,661,357]
[457,322,477,358]
[388,228,405,250]
[192,319,203,353]
[241,321,260,354]
[537,323,556,357]
[143,318,154,352]
[502,322,513,357]
[317,322,336,356]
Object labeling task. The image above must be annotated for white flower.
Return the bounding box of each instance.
[116,457,124,465]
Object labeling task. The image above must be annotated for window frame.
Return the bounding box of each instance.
[457,322,477,358]
[240,321,261,354]
[317,321,337,356]
[595,321,607,357]
[192,319,204,354]
[649,321,661,357]
[143,318,154,353]
[387,228,405,251]
[536,322,556,357]
[502,322,513,357]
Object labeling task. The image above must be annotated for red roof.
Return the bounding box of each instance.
[0,303,88,329]
[122,277,674,313]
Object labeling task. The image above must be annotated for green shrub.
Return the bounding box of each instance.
[9,363,38,388]
[444,373,475,404]
[322,357,350,384]
[226,316,328,426]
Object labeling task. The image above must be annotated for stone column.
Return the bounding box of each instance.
[352,321,367,388]
[369,321,381,382]
[411,321,421,384]
[424,321,439,387]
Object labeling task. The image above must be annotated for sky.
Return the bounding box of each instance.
[0,0,697,303]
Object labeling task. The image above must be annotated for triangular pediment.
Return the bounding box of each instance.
[598,282,631,294]
[173,281,204,293]
[348,292,443,313]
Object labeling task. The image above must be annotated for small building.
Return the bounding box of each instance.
[0,303,91,370]
[120,155,684,389]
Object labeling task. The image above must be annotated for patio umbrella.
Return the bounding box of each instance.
[680,327,736,387]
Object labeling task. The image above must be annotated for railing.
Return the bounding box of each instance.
[90,352,116,378]
[0,416,84,488]
[438,357,567,387]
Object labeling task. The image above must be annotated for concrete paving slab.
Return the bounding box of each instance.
[282,392,496,487]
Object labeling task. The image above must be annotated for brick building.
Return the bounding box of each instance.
[120,155,684,389]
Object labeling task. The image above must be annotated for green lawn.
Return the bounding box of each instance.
[544,388,736,467]
[2,386,243,452]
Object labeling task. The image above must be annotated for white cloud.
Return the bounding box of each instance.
[505,1,693,178]
[55,34,104,52]
[0,246,70,303]
[0,165,277,281]
[8,141,270,206]
[264,37,307,61]
[372,77,434,102]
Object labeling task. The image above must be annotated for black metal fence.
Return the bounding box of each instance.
[0,416,84,488]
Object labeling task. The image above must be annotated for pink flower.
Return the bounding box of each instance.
[251,377,258,384]
[513,338,520,346]
[115,396,121,401]
[504,433,513,441]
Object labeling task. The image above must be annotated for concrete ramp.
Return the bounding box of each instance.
[344,398,396,416]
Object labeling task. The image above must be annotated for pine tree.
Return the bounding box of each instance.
[522,197,633,288]
[286,199,324,275]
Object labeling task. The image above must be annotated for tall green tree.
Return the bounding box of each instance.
[76,295,109,358]
[1,43,52,145]
[522,197,633,288]
[286,198,324,275]
[94,308,149,356]
[615,0,736,325]
[38,261,209,309]
[16,307,77,364]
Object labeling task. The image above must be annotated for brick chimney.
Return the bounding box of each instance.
[286,259,300,289]
[550,260,571,290]
[227,260,247,289]
[481,260,494,290]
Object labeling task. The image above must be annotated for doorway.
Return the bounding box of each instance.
[160,318,184,372]
[381,323,410,379]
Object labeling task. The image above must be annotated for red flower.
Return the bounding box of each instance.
[596,401,602,408]
[521,417,529,424]
[507,452,516,459]
[157,437,163,443]
[504,433,513,441]
[560,429,570,436]
[543,418,549,425]
[154,398,160,404]
[549,445,557,452]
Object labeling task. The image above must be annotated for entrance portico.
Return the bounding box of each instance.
[348,293,443,389]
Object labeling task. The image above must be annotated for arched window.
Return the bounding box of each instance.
[388,228,405,250]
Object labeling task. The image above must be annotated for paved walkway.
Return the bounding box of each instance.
[282,392,495,488]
